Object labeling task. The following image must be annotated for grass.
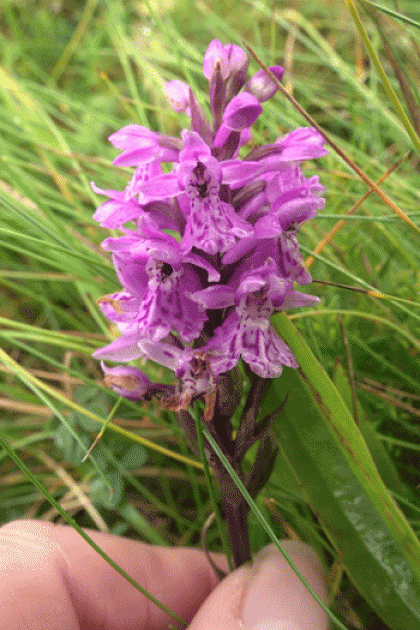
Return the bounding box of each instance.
[1,0,420,628]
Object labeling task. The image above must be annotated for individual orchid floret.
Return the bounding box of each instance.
[236,159,322,208]
[138,341,218,422]
[274,127,328,161]
[181,160,253,255]
[221,92,263,129]
[124,162,163,199]
[264,167,326,223]
[91,182,144,229]
[98,221,211,344]
[207,308,298,378]
[221,129,327,191]
[93,331,146,363]
[222,214,314,285]
[109,125,182,166]
[92,217,220,364]
[91,161,167,229]
[190,260,319,378]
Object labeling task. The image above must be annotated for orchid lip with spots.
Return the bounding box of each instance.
[91,39,327,568]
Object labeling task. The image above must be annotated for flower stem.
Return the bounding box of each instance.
[211,450,252,568]
[191,406,233,570]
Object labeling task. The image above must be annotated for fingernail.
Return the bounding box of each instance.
[240,542,329,630]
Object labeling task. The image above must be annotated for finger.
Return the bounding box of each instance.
[0,519,227,630]
[188,541,329,630]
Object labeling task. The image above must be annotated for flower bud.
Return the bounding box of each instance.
[101,362,151,400]
[245,66,284,102]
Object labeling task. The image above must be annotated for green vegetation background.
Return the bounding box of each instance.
[1,1,420,628]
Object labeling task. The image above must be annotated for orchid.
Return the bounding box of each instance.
[92,39,327,568]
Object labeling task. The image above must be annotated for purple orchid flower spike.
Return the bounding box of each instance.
[91,39,327,570]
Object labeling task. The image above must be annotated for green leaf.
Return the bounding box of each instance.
[120,444,148,470]
[91,471,124,509]
[332,362,415,502]
[73,385,110,432]
[268,313,420,630]
[55,418,91,465]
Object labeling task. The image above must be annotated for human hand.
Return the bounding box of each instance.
[0,519,329,630]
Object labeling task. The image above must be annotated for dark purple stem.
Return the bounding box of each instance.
[212,458,252,568]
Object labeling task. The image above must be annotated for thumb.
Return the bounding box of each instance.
[188,541,329,630]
